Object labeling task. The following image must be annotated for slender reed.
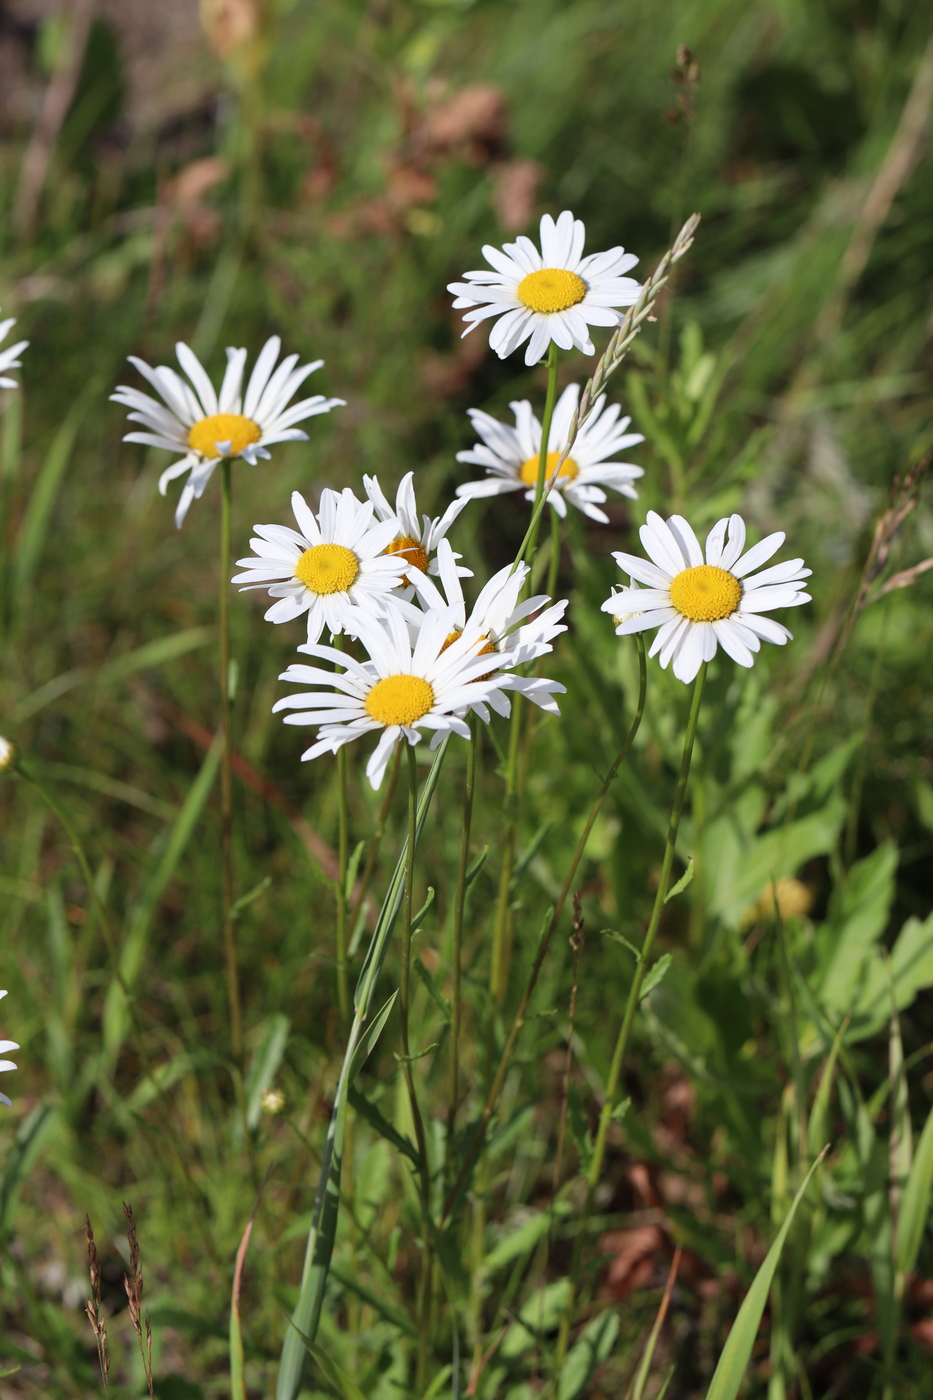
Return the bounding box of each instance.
[442,635,648,1223]
[335,638,351,1025]
[553,661,707,1378]
[219,459,242,1062]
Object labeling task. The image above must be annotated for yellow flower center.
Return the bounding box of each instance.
[440,629,497,658]
[669,565,742,622]
[187,413,261,458]
[365,674,435,727]
[518,451,579,487]
[385,535,429,574]
[517,268,587,314]
[294,543,360,595]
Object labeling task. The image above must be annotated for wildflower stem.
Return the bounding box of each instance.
[526,341,560,565]
[335,639,351,1027]
[447,715,478,1173]
[219,458,242,1063]
[399,743,434,1393]
[553,660,707,1381]
[442,635,648,1224]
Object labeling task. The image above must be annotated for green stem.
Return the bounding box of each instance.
[447,716,478,1172]
[335,640,351,1026]
[525,342,561,567]
[554,661,706,1378]
[399,744,433,1393]
[546,503,562,601]
[219,459,242,1062]
[442,635,648,1224]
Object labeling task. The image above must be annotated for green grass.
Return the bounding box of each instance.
[2,1,933,1396]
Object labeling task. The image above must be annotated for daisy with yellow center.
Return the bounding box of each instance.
[447,210,641,366]
[457,383,643,522]
[111,336,344,527]
[0,310,28,389]
[362,471,472,584]
[602,511,812,684]
[407,539,567,720]
[232,487,411,644]
[0,989,17,1109]
[273,606,525,790]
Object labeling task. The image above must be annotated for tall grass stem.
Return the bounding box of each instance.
[219,459,242,1062]
[553,660,707,1379]
[448,717,478,1169]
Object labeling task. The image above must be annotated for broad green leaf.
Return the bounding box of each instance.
[558,1309,619,1400]
[817,844,898,1009]
[896,1099,933,1276]
[704,1152,825,1400]
[707,802,845,928]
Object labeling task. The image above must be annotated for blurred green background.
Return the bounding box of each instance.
[2,0,933,1396]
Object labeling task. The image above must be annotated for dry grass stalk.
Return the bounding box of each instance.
[123,1202,155,1400]
[84,1215,111,1398]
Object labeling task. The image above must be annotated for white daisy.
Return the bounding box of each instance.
[362,471,471,581]
[232,487,410,644]
[456,383,643,524]
[602,511,812,684]
[0,311,28,388]
[408,539,568,719]
[273,606,531,789]
[0,990,17,1109]
[111,336,344,527]
[447,210,641,367]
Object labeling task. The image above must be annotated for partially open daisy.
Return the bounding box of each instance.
[0,311,28,388]
[602,511,811,684]
[112,337,344,527]
[456,383,643,523]
[363,471,471,581]
[409,539,568,717]
[0,990,17,1109]
[233,487,410,643]
[273,606,522,789]
[448,210,641,367]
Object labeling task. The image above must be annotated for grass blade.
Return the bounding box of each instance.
[896,1099,933,1278]
[276,741,448,1400]
[704,1151,826,1400]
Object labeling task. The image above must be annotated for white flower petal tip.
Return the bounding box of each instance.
[448,210,642,366]
[0,310,28,388]
[233,487,412,644]
[274,605,548,789]
[603,512,811,682]
[457,382,642,520]
[0,990,17,1108]
[362,472,470,580]
[112,336,343,526]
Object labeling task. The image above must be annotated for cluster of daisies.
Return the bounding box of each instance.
[107,209,811,779]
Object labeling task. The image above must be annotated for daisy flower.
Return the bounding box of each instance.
[456,383,643,524]
[0,311,28,388]
[447,210,641,367]
[273,606,538,789]
[112,336,344,527]
[602,511,812,684]
[232,487,411,643]
[362,471,471,580]
[0,736,15,774]
[0,990,17,1109]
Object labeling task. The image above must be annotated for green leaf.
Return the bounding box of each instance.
[704,1152,825,1400]
[558,1309,619,1400]
[12,384,92,601]
[465,845,488,887]
[0,1104,57,1235]
[896,1099,933,1276]
[347,1085,419,1166]
[415,957,450,1019]
[231,876,273,922]
[348,990,398,1085]
[664,858,694,904]
[288,1330,368,1400]
[245,1014,290,1131]
[640,954,672,1002]
[411,886,436,934]
[603,929,642,960]
[483,1204,570,1275]
[807,1018,846,1161]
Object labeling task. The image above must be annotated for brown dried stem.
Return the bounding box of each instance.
[123,1203,155,1400]
[84,1216,111,1399]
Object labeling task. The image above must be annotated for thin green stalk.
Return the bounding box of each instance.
[219,459,242,1062]
[554,661,706,1378]
[399,744,434,1393]
[488,343,561,1005]
[335,639,351,1025]
[546,504,562,602]
[448,716,478,1170]
[442,636,648,1224]
[348,744,401,939]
